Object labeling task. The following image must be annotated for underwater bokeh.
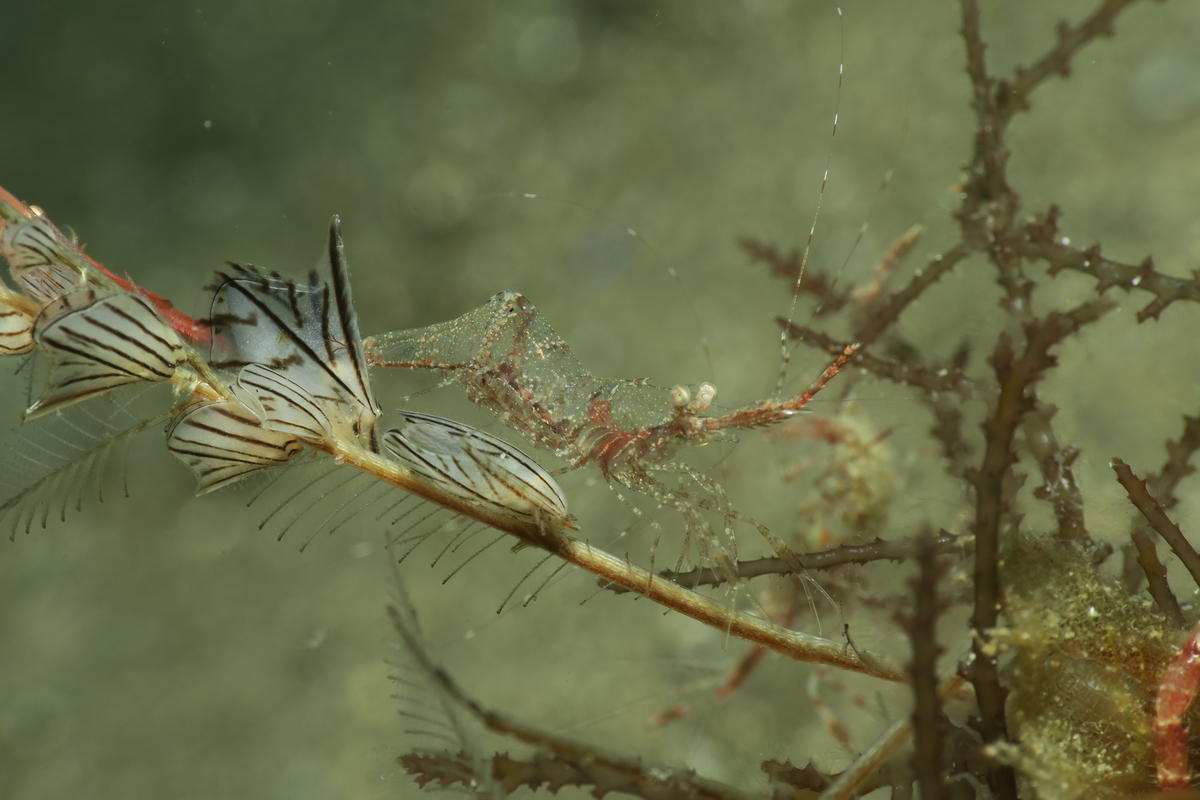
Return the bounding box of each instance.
[1,1,1198,797]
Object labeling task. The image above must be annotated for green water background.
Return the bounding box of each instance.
[1,1,1198,797]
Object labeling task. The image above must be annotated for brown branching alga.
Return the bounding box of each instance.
[389,0,1200,796]
[3,1,1200,798]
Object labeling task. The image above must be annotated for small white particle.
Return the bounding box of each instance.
[1060,236,1071,245]
[202,119,213,129]
[1131,276,1142,286]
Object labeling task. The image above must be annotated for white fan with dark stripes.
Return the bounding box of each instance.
[383,411,568,525]
[166,395,306,495]
[236,363,334,443]
[1,208,81,303]
[0,289,34,355]
[26,286,184,418]
[167,217,378,494]
[205,216,379,448]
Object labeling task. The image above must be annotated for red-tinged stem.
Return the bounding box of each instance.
[700,343,860,433]
[785,342,860,412]
[1156,621,1200,790]
[0,185,210,343]
[91,262,211,343]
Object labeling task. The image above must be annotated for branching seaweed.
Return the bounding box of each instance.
[3,0,1198,797]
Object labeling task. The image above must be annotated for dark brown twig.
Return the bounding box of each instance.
[741,237,853,316]
[966,297,1113,799]
[605,531,969,594]
[1149,414,1200,509]
[853,244,971,347]
[1022,404,1089,544]
[399,749,757,800]
[906,532,947,800]
[761,759,891,797]
[1006,0,1151,115]
[1129,528,1185,628]
[960,0,1150,244]
[817,673,970,800]
[1019,210,1200,322]
[958,0,1017,240]
[1119,415,1200,627]
[779,321,976,397]
[1113,458,1200,591]
[924,391,975,479]
[389,604,756,800]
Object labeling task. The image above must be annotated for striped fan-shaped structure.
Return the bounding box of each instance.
[206,217,380,451]
[383,411,569,525]
[236,363,333,443]
[0,203,83,303]
[26,288,185,418]
[166,397,306,495]
[0,292,34,355]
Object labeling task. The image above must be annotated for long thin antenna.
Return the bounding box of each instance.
[775,5,845,396]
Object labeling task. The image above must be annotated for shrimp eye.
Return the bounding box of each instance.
[689,382,716,413]
[669,385,691,409]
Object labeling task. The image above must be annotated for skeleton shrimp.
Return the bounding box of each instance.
[365,284,859,582]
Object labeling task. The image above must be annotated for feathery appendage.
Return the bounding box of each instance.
[387,576,764,800]
[0,395,170,540]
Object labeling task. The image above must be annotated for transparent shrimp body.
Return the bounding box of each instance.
[365,290,855,570]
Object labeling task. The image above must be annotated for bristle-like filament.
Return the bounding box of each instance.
[0,403,166,540]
